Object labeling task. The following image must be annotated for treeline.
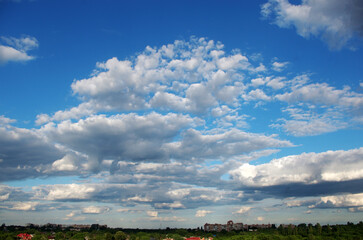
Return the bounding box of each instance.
[1,222,362,240]
[215,222,363,240]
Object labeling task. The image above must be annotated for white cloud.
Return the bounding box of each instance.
[167,188,191,199]
[317,193,363,208]
[266,76,286,89]
[285,193,363,210]
[51,154,78,172]
[261,0,363,50]
[251,77,266,87]
[244,89,271,101]
[164,128,292,162]
[0,45,34,64]
[1,36,38,51]
[0,123,65,181]
[230,148,363,186]
[211,105,232,117]
[272,82,363,135]
[34,183,96,200]
[348,207,363,212]
[1,36,363,221]
[216,54,249,70]
[195,210,213,217]
[272,61,289,72]
[41,112,195,171]
[149,216,186,222]
[271,117,347,136]
[36,102,97,125]
[257,216,265,221]
[32,37,362,141]
[126,196,152,203]
[82,206,110,214]
[10,202,39,211]
[0,193,10,201]
[234,206,252,214]
[146,211,158,217]
[66,211,76,218]
[0,116,16,125]
[36,37,263,123]
[154,201,185,209]
[0,36,38,64]
[276,83,363,108]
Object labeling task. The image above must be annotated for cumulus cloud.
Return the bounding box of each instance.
[0,123,65,181]
[148,216,186,222]
[0,185,31,202]
[165,129,292,162]
[233,206,252,214]
[154,201,185,209]
[51,154,79,172]
[34,183,97,201]
[284,193,363,210]
[230,148,363,187]
[82,206,110,214]
[34,37,363,139]
[40,112,195,170]
[1,37,363,220]
[146,211,158,217]
[272,61,289,72]
[348,207,363,212]
[37,111,292,174]
[271,117,347,136]
[195,210,213,217]
[272,81,363,136]
[275,83,363,108]
[261,0,363,50]
[37,37,262,123]
[0,116,16,125]
[10,202,39,211]
[315,193,363,208]
[0,36,38,64]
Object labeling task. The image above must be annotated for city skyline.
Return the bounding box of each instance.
[0,0,363,228]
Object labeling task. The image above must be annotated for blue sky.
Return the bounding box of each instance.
[0,0,363,228]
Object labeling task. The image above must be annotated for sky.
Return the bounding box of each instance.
[0,0,363,228]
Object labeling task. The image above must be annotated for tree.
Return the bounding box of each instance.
[71,232,87,240]
[104,233,113,240]
[277,225,284,235]
[55,232,66,240]
[114,231,127,240]
[314,223,321,236]
[287,225,293,235]
[307,224,313,235]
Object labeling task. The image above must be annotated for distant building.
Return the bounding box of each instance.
[204,220,244,232]
[204,220,272,232]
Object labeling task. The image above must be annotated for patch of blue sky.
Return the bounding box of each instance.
[4,176,85,190]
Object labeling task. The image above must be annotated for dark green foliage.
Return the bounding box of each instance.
[114,231,127,240]
[71,232,88,240]
[1,222,362,240]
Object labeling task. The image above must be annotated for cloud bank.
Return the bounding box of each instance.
[1,37,362,225]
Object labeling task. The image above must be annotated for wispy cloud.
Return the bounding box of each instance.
[0,36,38,64]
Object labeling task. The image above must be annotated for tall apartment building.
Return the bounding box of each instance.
[204,220,244,232]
